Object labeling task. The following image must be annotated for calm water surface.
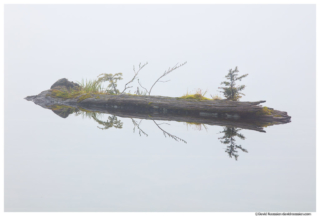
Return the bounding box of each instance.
[4,97,315,212]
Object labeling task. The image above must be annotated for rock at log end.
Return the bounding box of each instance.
[51,78,80,90]
[25,95,37,101]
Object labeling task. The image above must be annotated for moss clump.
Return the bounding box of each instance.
[50,89,108,102]
[274,115,282,117]
[124,93,145,97]
[148,102,152,105]
[77,93,92,102]
[50,89,82,100]
[211,95,222,100]
[256,106,274,116]
[178,94,212,101]
[261,122,272,128]
[178,89,221,101]
[256,121,277,128]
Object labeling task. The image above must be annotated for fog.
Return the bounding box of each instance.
[4,4,316,212]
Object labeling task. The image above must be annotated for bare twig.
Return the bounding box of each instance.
[158,80,170,83]
[148,62,187,95]
[138,79,148,93]
[121,62,148,94]
[134,87,140,95]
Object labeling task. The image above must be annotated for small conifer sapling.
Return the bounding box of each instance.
[219,67,248,101]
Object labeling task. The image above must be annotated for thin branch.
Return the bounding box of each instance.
[121,62,148,94]
[158,80,170,83]
[148,62,187,95]
[137,79,148,93]
[110,75,118,93]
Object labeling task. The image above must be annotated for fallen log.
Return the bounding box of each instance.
[25,78,291,132]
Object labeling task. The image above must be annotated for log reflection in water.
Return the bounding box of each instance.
[40,104,266,160]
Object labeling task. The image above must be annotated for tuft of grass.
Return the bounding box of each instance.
[77,93,92,102]
[256,106,274,116]
[77,79,104,94]
[50,89,82,99]
[210,94,222,100]
[178,89,212,101]
[50,78,107,100]
[50,89,93,102]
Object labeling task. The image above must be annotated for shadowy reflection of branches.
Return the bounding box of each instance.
[157,123,170,126]
[92,114,123,130]
[184,122,208,131]
[152,120,187,143]
[131,118,148,137]
[72,107,186,142]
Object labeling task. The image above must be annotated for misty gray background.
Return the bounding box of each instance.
[4,5,315,212]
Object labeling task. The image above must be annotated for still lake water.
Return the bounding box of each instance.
[4,95,315,212]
